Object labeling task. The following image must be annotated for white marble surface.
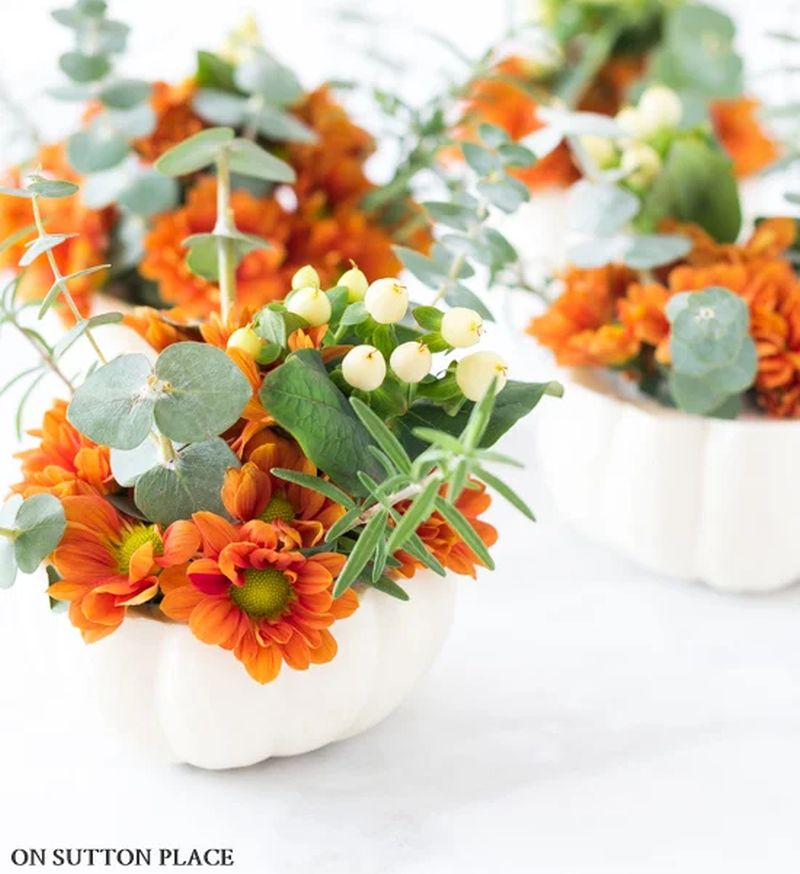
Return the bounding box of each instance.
[1,0,800,871]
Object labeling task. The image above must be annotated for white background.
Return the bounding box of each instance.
[2,1,800,872]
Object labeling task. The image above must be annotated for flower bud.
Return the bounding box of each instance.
[621,142,661,189]
[579,134,617,169]
[638,85,682,135]
[615,106,647,140]
[456,351,508,401]
[286,286,332,327]
[441,307,483,348]
[338,264,369,302]
[390,341,432,384]
[364,278,409,324]
[227,326,264,359]
[342,345,387,392]
[291,264,320,291]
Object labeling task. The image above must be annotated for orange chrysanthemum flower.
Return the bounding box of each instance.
[528,264,639,366]
[134,80,206,163]
[12,399,115,499]
[221,430,345,546]
[617,281,671,361]
[123,305,198,353]
[49,496,200,642]
[394,481,498,580]
[711,97,779,178]
[160,513,357,683]
[0,143,112,317]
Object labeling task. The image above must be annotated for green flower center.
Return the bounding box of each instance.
[117,525,163,574]
[230,568,291,619]
[259,493,296,524]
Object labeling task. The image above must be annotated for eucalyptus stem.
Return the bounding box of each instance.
[432,202,488,304]
[11,317,75,393]
[30,195,107,365]
[0,527,18,540]
[214,149,238,323]
[155,431,178,465]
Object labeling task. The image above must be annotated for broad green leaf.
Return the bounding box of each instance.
[117,172,179,216]
[234,53,303,104]
[271,468,356,509]
[339,302,368,327]
[253,305,309,347]
[332,509,388,597]
[193,89,249,126]
[13,494,66,573]
[67,130,129,173]
[108,103,156,138]
[153,342,252,444]
[0,496,23,589]
[134,439,239,525]
[195,50,238,91]
[227,138,296,183]
[668,370,733,416]
[68,354,154,449]
[260,349,383,493]
[155,127,235,176]
[412,306,443,331]
[477,177,529,213]
[99,78,150,109]
[498,142,536,168]
[623,234,691,270]
[569,181,640,237]
[477,123,509,147]
[59,51,110,83]
[568,236,628,269]
[253,107,318,143]
[444,282,494,321]
[393,245,445,287]
[423,201,475,231]
[27,178,79,199]
[20,234,77,267]
[462,142,501,177]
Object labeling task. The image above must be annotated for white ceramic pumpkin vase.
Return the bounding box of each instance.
[70,571,457,769]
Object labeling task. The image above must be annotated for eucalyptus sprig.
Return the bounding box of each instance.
[0,494,66,590]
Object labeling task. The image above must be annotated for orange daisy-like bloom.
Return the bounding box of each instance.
[160,513,358,683]
[617,281,671,362]
[12,399,115,499]
[711,97,779,178]
[0,143,112,317]
[134,80,206,163]
[221,430,345,546]
[394,481,498,580]
[49,496,201,642]
[528,264,639,366]
[452,57,579,190]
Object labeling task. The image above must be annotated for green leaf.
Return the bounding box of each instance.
[332,509,388,597]
[227,138,296,183]
[350,397,413,474]
[463,142,501,177]
[67,130,129,173]
[107,103,156,138]
[253,305,307,347]
[0,496,23,589]
[623,234,691,270]
[339,302,368,327]
[0,223,38,257]
[433,496,494,570]
[110,438,161,487]
[52,312,123,359]
[569,181,640,237]
[234,53,303,104]
[260,349,384,493]
[68,354,154,450]
[252,107,318,143]
[497,142,536,168]
[324,505,362,543]
[568,236,628,269]
[0,187,33,199]
[155,127,235,176]
[386,477,440,555]
[393,245,444,287]
[423,201,475,232]
[639,139,741,243]
[19,234,77,267]
[362,575,410,601]
[477,177,529,213]
[477,123,509,147]
[59,51,110,83]
[193,89,249,126]
[412,306,443,331]
[444,282,494,321]
[39,264,110,317]
[99,79,150,109]
[474,466,535,521]
[134,439,239,525]
[117,172,179,216]
[153,342,252,444]
[26,178,79,199]
[270,468,355,509]
[13,494,66,573]
[195,51,238,91]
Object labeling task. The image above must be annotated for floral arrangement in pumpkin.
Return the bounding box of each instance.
[0,3,428,324]
[0,69,561,683]
[451,0,778,192]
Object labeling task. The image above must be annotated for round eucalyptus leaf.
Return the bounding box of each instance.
[59,51,111,83]
[68,354,155,450]
[134,439,240,525]
[67,129,129,173]
[110,437,162,487]
[234,53,303,105]
[155,127,234,176]
[668,370,730,416]
[117,172,178,216]
[569,181,640,237]
[185,238,219,281]
[153,342,252,444]
[227,138,296,183]
[477,177,529,213]
[623,234,691,270]
[192,89,249,126]
[99,78,150,109]
[13,494,66,573]
[108,103,156,138]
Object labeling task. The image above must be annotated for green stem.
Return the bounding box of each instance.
[214,148,238,323]
[0,527,18,540]
[432,202,488,305]
[31,196,107,365]
[358,470,442,525]
[156,431,178,465]
[10,317,75,393]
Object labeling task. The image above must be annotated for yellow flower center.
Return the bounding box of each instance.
[117,525,163,574]
[259,493,296,524]
[231,568,291,619]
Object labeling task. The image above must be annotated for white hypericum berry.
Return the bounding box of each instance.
[286,286,332,327]
[389,341,432,384]
[342,345,387,392]
[579,134,617,169]
[456,351,508,401]
[620,142,661,189]
[338,264,369,302]
[441,307,483,348]
[364,278,409,324]
[291,264,320,290]
[615,106,647,140]
[226,326,264,359]
[638,85,682,135]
